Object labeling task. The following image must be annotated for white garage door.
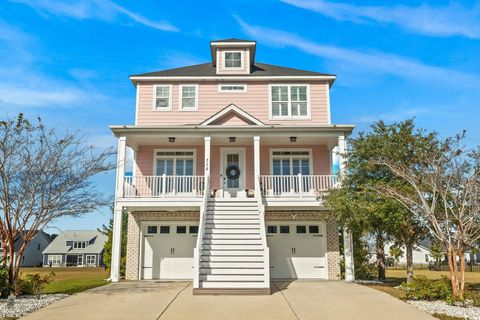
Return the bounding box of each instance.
[142,222,198,280]
[267,221,327,279]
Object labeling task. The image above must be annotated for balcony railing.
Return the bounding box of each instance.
[123,175,205,198]
[260,174,339,197]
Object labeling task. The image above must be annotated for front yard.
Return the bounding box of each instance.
[362,269,480,320]
[20,267,109,294]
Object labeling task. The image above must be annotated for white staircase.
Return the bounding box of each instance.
[193,198,270,294]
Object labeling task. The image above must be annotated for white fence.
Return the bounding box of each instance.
[260,174,338,197]
[123,175,205,198]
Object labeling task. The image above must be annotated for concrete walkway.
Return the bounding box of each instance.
[22,281,434,320]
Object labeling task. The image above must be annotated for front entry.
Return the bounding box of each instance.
[220,148,246,198]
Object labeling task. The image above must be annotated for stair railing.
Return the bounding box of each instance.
[193,175,210,288]
[255,175,270,288]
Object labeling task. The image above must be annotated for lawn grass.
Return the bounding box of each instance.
[19,267,109,294]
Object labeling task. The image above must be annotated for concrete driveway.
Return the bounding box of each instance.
[22,281,434,320]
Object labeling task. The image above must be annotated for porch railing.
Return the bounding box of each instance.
[123,175,205,198]
[260,174,339,197]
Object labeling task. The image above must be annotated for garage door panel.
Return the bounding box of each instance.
[141,223,197,280]
[267,222,327,279]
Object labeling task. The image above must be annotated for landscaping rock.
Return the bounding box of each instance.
[0,294,68,318]
[408,300,480,320]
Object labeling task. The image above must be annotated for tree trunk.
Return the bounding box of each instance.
[375,234,386,281]
[459,248,465,299]
[405,242,414,283]
[446,246,460,298]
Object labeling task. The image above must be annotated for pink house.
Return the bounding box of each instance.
[110,39,355,294]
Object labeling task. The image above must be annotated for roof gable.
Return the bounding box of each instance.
[199,104,264,126]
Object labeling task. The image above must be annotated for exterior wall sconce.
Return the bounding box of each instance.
[229,137,236,143]
[290,136,297,143]
[168,137,176,143]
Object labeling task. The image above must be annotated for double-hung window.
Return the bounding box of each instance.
[271,150,311,194]
[86,255,96,265]
[154,85,172,110]
[224,51,242,68]
[270,85,309,119]
[155,151,195,194]
[48,255,62,266]
[180,85,198,110]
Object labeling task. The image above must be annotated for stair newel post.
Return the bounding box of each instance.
[298,173,303,198]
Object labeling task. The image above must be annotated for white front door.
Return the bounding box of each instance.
[142,223,198,280]
[267,221,327,279]
[220,148,246,198]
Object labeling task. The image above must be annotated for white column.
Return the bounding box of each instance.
[204,136,211,181]
[253,136,261,196]
[115,137,127,199]
[110,207,123,282]
[338,135,355,282]
[111,136,126,282]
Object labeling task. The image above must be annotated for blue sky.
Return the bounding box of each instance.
[1,0,479,233]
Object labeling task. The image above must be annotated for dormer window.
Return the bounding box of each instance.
[73,241,88,249]
[224,51,243,68]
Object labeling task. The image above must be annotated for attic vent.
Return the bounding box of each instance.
[218,84,247,93]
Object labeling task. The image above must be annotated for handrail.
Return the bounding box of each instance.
[260,174,339,197]
[255,175,270,288]
[193,175,210,288]
[123,175,205,198]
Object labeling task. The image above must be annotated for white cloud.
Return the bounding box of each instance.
[280,0,480,39]
[10,0,178,32]
[158,51,205,69]
[236,17,480,87]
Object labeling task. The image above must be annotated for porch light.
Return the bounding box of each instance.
[290,136,297,143]
[168,137,176,143]
[229,137,236,143]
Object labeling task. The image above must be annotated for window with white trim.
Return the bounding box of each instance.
[218,84,246,92]
[270,85,309,118]
[72,241,88,249]
[224,51,242,68]
[154,85,171,110]
[180,85,197,110]
[86,255,96,265]
[48,255,62,266]
[155,151,195,176]
[272,151,311,175]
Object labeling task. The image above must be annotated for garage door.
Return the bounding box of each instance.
[267,221,327,279]
[142,222,198,280]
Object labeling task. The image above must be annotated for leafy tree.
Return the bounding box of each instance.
[0,114,114,295]
[374,132,480,299]
[325,119,435,282]
[430,241,444,265]
[389,244,404,265]
[100,208,128,277]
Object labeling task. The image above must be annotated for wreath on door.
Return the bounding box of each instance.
[225,165,240,180]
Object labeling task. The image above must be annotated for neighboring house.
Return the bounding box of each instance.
[109,38,355,293]
[383,239,480,265]
[42,230,107,267]
[0,231,51,267]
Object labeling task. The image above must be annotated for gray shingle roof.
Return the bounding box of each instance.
[131,62,335,78]
[43,230,107,255]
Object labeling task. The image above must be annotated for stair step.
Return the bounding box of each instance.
[204,229,260,234]
[200,262,264,268]
[200,268,264,275]
[203,234,261,240]
[200,274,265,281]
[207,207,258,212]
[202,250,263,256]
[199,281,267,289]
[205,224,259,229]
[202,239,262,245]
[206,219,259,224]
[201,256,264,262]
[206,214,259,219]
[202,244,263,250]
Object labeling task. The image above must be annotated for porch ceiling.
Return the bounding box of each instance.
[111,124,354,150]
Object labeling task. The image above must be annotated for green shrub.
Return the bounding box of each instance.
[19,272,55,297]
[0,265,10,298]
[400,276,453,301]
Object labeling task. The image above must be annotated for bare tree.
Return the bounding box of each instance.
[0,114,115,295]
[374,132,480,299]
